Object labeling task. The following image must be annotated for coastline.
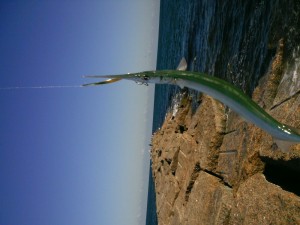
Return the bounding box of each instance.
[150,39,300,224]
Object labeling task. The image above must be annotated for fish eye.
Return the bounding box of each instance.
[142,75,150,81]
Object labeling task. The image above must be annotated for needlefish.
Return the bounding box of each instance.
[83,58,300,152]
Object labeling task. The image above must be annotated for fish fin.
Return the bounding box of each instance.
[273,139,294,152]
[176,80,185,89]
[176,57,187,71]
[273,123,300,152]
[82,78,122,87]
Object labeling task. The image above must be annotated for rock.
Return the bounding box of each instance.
[174,172,233,225]
[230,174,300,225]
[150,38,300,224]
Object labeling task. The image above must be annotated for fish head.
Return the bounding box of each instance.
[83,71,175,87]
[123,72,163,86]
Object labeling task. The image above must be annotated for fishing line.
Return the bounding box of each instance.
[0,85,83,90]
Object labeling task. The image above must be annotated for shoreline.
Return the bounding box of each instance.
[150,39,300,224]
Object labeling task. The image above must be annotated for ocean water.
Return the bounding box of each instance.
[146,0,300,224]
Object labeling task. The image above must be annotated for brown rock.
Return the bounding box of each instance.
[151,37,300,225]
[230,174,300,225]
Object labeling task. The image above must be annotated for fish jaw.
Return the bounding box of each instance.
[82,78,122,87]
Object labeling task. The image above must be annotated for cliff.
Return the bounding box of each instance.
[150,39,300,224]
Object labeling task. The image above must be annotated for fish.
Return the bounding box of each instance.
[83,58,300,152]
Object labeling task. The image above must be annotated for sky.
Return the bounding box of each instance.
[0,1,160,225]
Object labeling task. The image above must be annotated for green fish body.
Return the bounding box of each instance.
[84,62,300,152]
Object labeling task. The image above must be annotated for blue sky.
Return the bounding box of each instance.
[0,1,160,225]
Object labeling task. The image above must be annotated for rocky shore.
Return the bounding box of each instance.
[150,39,300,224]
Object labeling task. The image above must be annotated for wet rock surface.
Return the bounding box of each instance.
[150,39,300,225]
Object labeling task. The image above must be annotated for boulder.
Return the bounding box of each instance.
[151,39,300,225]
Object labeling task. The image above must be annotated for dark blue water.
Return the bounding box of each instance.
[146,0,299,224]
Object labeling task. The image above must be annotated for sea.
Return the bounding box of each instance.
[145,0,300,224]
